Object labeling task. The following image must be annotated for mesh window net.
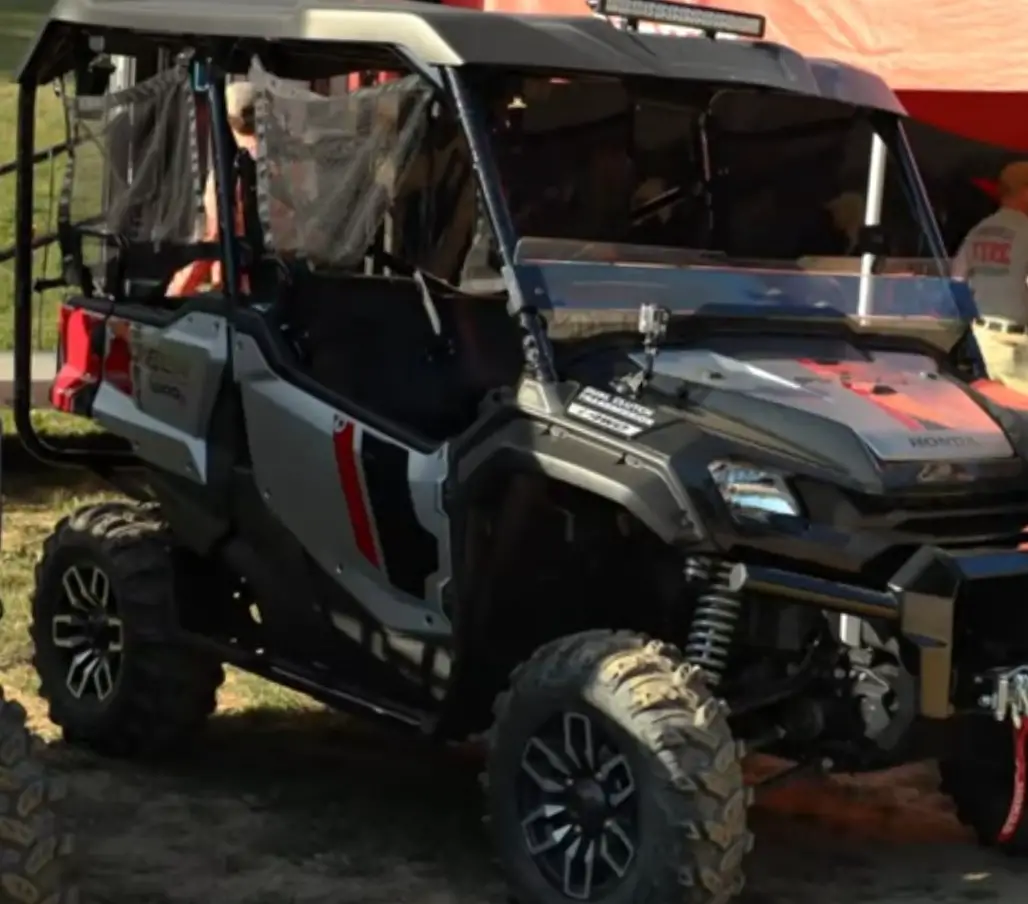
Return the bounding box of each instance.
[251,66,434,267]
[61,63,202,285]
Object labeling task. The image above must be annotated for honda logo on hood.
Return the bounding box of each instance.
[908,434,980,449]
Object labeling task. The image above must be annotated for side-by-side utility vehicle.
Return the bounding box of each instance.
[13,0,1028,900]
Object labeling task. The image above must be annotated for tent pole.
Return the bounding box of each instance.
[858,134,887,318]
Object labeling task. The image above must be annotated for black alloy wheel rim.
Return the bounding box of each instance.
[51,564,125,702]
[515,710,639,901]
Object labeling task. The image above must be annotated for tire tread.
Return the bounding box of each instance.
[0,688,77,903]
[485,630,751,904]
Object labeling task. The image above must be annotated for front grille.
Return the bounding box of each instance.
[843,490,1028,549]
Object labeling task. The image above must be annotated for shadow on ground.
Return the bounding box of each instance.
[1,435,126,484]
[52,710,500,904]
[34,707,1028,904]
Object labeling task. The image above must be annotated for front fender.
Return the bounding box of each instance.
[452,413,704,547]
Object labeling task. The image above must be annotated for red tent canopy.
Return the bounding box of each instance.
[477,0,1028,152]
[901,92,1028,153]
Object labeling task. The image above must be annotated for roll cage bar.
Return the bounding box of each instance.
[10,44,555,470]
[8,0,949,472]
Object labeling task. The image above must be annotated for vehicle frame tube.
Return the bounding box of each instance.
[733,547,1028,720]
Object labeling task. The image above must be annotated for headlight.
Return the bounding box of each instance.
[708,460,802,520]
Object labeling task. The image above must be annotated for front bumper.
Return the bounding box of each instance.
[730,547,1028,719]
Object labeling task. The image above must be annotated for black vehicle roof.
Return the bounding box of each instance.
[21,0,905,115]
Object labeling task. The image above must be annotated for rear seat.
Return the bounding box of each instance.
[284,271,521,439]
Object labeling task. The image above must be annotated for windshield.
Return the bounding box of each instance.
[467,70,971,338]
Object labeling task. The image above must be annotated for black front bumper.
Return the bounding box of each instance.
[731,547,1028,719]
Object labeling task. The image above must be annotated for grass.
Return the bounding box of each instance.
[0,0,80,352]
[1,406,101,437]
[0,0,46,79]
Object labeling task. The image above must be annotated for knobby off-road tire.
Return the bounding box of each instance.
[31,501,225,758]
[484,630,752,904]
[939,716,1028,854]
[0,689,76,904]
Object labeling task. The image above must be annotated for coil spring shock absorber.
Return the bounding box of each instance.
[684,556,743,687]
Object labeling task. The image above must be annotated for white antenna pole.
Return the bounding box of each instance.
[857,134,887,318]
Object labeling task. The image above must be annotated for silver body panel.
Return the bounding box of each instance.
[93,312,228,482]
[232,334,453,639]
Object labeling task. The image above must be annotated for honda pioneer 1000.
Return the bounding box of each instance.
[13,0,1028,901]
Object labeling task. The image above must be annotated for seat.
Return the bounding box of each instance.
[284,272,462,437]
[282,269,522,439]
[431,288,523,396]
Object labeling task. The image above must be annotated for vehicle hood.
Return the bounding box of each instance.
[637,348,1013,462]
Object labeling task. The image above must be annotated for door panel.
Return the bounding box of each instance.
[231,332,454,640]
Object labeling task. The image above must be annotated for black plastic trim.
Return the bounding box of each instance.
[360,433,439,598]
[231,307,442,454]
[452,406,706,548]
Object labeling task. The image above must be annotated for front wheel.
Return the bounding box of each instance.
[484,630,752,904]
[940,716,1028,854]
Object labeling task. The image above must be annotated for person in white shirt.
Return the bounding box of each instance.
[953,161,1028,392]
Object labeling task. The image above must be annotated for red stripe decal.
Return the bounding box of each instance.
[332,420,381,569]
[798,359,926,431]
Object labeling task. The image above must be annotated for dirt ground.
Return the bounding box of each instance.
[3,474,1027,904]
[34,719,1026,904]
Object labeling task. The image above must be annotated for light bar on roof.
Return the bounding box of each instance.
[595,0,766,38]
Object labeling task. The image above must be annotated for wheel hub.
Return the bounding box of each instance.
[516,710,639,901]
[567,778,608,834]
[51,564,124,702]
[84,611,105,639]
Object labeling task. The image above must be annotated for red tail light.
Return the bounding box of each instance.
[51,305,133,414]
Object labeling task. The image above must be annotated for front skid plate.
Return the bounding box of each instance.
[890,547,1028,718]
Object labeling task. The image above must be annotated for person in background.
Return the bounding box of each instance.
[789,190,863,259]
[952,161,1028,393]
[166,80,257,296]
[824,190,866,255]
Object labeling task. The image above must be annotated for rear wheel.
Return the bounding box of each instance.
[0,689,76,903]
[484,630,752,904]
[31,501,224,757]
